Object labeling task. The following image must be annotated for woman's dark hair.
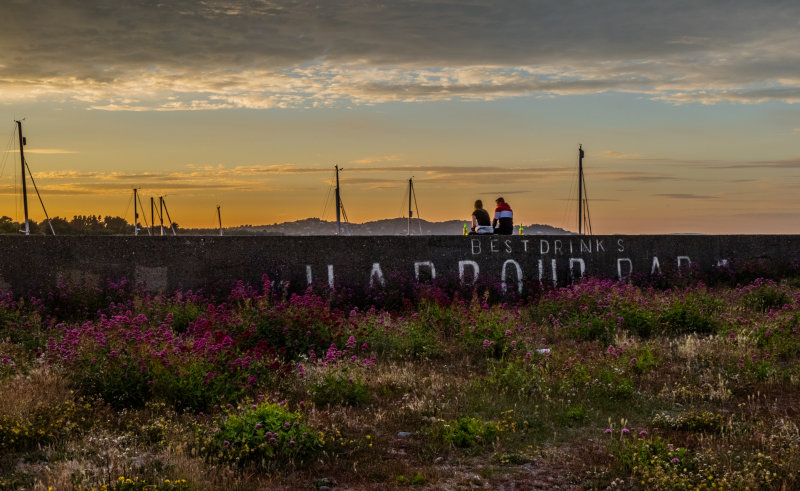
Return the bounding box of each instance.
[496,197,505,204]
[474,200,483,209]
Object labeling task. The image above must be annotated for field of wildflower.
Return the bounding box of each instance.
[1,268,800,489]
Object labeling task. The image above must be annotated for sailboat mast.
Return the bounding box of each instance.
[217,205,223,236]
[133,188,139,236]
[335,165,341,235]
[578,144,584,235]
[150,197,155,236]
[15,121,30,235]
[408,178,413,236]
[159,196,165,236]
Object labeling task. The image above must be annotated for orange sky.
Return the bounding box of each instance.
[1,1,799,233]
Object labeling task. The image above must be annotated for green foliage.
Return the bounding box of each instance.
[618,306,657,338]
[484,358,542,396]
[563,405,587,424]
[741,280,790,312]
[311,369,371,407]
[368,317,442,360]
[566,314,616,346]
[595,368,634,400]
[432,417,497,449]
[70,353,152,408]
[395,472,426,486]
[197,402,322,467]
[629,346,659,374]
[659,303,717,335]
[611,435,690,475]
[148,360,249,412]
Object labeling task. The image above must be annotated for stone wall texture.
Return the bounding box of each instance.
[1,235,799,294]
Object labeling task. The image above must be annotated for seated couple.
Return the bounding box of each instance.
[470,197,514,235]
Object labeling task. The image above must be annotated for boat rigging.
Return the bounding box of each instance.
[14,120,55,235]
[407,177,422,235]
[577,144,592,235]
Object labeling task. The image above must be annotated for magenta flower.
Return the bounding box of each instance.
[621,428,630,435]
[604,428,612,434]
[639,430,648,436]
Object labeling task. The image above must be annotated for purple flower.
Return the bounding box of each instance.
[671,457,680,463]
[639,430,648,436]
[223,440,230,446]
[604,428,612,434]
[621,428,630,435]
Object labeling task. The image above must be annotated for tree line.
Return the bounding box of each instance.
[0,215,178,235]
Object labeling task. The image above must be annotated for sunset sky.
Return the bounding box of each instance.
[1,0,798,233]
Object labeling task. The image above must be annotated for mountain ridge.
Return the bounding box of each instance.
[182,217,574,236]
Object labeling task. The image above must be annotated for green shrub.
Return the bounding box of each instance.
[618,306,657,338]
[197,402,322,467]
[741,280,790,312]
[312,369,371,407]
[659,302,717,335]
[432,417,497,449]
[611,435,690,475]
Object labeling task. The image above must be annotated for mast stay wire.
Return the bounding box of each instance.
[581,168,593,236]
[162,198,177,236]
[136,192,152,235]
[337,169,351,236]
[24,161,55,235]
[411,179,422,235]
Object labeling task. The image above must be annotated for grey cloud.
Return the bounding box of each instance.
[1,0,799,106]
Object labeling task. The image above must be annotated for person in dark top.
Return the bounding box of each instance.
[470,200,493,234]
[493,197,514,235]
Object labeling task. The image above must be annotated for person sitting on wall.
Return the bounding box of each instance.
[470,199,494,235]
[493,197,514,235]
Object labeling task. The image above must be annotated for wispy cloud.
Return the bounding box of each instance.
[352,155,403,165]
[655,193,719,199]
[4,149,79,154]
[602,151,643,160]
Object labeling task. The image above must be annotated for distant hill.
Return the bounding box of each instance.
[182,218,573,236]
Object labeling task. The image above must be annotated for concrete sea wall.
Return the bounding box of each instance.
[1,235,799,294]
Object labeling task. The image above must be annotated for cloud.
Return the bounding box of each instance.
[13,162,571,197]
[600,171,678,182]
[351,155,403,165]
[655,193,718,199]
[602,151,642,160]
[0,0,798,108]
[4,149,79,154]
